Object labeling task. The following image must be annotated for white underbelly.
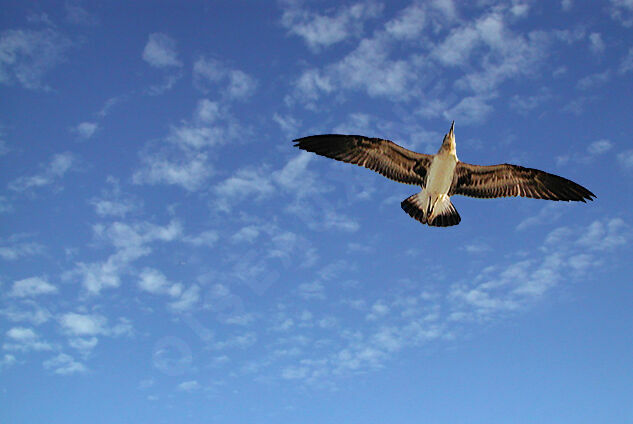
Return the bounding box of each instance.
[426,155,457,195]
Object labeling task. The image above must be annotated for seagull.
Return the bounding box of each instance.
[293,122,595,227]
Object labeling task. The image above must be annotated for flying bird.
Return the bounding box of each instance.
[293,122,595,227]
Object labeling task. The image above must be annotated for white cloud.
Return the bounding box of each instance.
[610,0,633,27]
[444,95,494,125]
[213,166,276,212]
[577,218,630,251]
[68,336,98,354]
[183,230,219,247]
[133,152,212,191]
[385,3,427,40]
[618,150,633,169]
[231,226,260,244]
[43,353,87,375]
[0,239,45,260]
[73,121,98,139]
[65,1,98,26]
[0,354,16,370]
[4,327,52,352]
[0,195,11,213]
[142,33,182,68]
[332,34,417,100]
[620,47,633,73]
[67,220,182,294]
[8,152,75,192]
[282,365,309,380]
[226,70,257,99]
[146,72,182,95]
[587,139,613,155]
[273,113,301,138]
[281,1,383,50]
[91,195,138,218]
[9,276,58,297]
[138,268,183,297]
[59,312,132,341]
[0,301,52,325]
[297,280,325,300]
[0,28,72,90]
[59,312,107,336]
[195,99,221,123]
[177,380,201,391]
[577,70,611,90]
[169,284,200,312]
[515,203,565,231]
[588,32,605,54]
[212,332,257,350]
[193,57,256,100]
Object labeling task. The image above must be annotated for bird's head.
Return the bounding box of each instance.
[439,121,456,154]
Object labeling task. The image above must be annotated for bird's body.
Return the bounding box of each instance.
[293,122,595,227]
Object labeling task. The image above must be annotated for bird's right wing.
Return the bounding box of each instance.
[293,134,432,186]
[450,162,596,201]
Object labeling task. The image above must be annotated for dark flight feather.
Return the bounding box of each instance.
[293,134,432,186]
[450,163,595,202]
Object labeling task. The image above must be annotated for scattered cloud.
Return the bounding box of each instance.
[138,268,183,297]
[281,1,383,50]
[169,284,201,312]
[0,354,16,370]
[146,72,183,96]
[9,276,58,297]
[610,0,633,27]
[587,139,613,155]
[65,1,99,26]
[177,380,201,392]
[385,2,427,40]
[577,70,611,90]
[516,203,565,231]
[3,327,53,352]
[0,236,45,260]
[90,179,140,218]
[133,152,212,192]
[59,312,107,336]
[444,95,494,125]
[620,47,633,74]
[43,353,87,375]
[8,152,76,192]
[618,150,633,169]
[59,312,133,343]
[66,220,182,294]
[0,28,72,90]
[588,32,605,54]
[213,166,276,212]
[193,57,257,100]
[142,33,182,68]
[72,121,99,139]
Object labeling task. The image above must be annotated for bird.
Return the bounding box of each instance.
[293,122,595,227]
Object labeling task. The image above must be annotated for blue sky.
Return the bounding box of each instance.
[1,0,633,422]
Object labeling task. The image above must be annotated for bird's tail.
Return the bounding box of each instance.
[401,193,461,227]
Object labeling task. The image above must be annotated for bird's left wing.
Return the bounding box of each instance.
[293,134,432,186]
[450,162,596,202]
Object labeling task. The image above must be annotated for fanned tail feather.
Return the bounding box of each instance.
[401,193,461,227]
[401,193,428,224]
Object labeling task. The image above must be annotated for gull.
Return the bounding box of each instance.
[293,122,595,227]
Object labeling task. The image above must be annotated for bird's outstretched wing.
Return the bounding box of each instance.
[450,162,596,202]
[293,134,432,186]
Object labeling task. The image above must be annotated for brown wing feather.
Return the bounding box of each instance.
[450,162,596,202]
[293,134,432,186]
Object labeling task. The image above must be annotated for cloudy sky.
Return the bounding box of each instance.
[2,1,633,422]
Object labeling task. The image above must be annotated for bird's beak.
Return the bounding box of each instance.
[448,121,454,138]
